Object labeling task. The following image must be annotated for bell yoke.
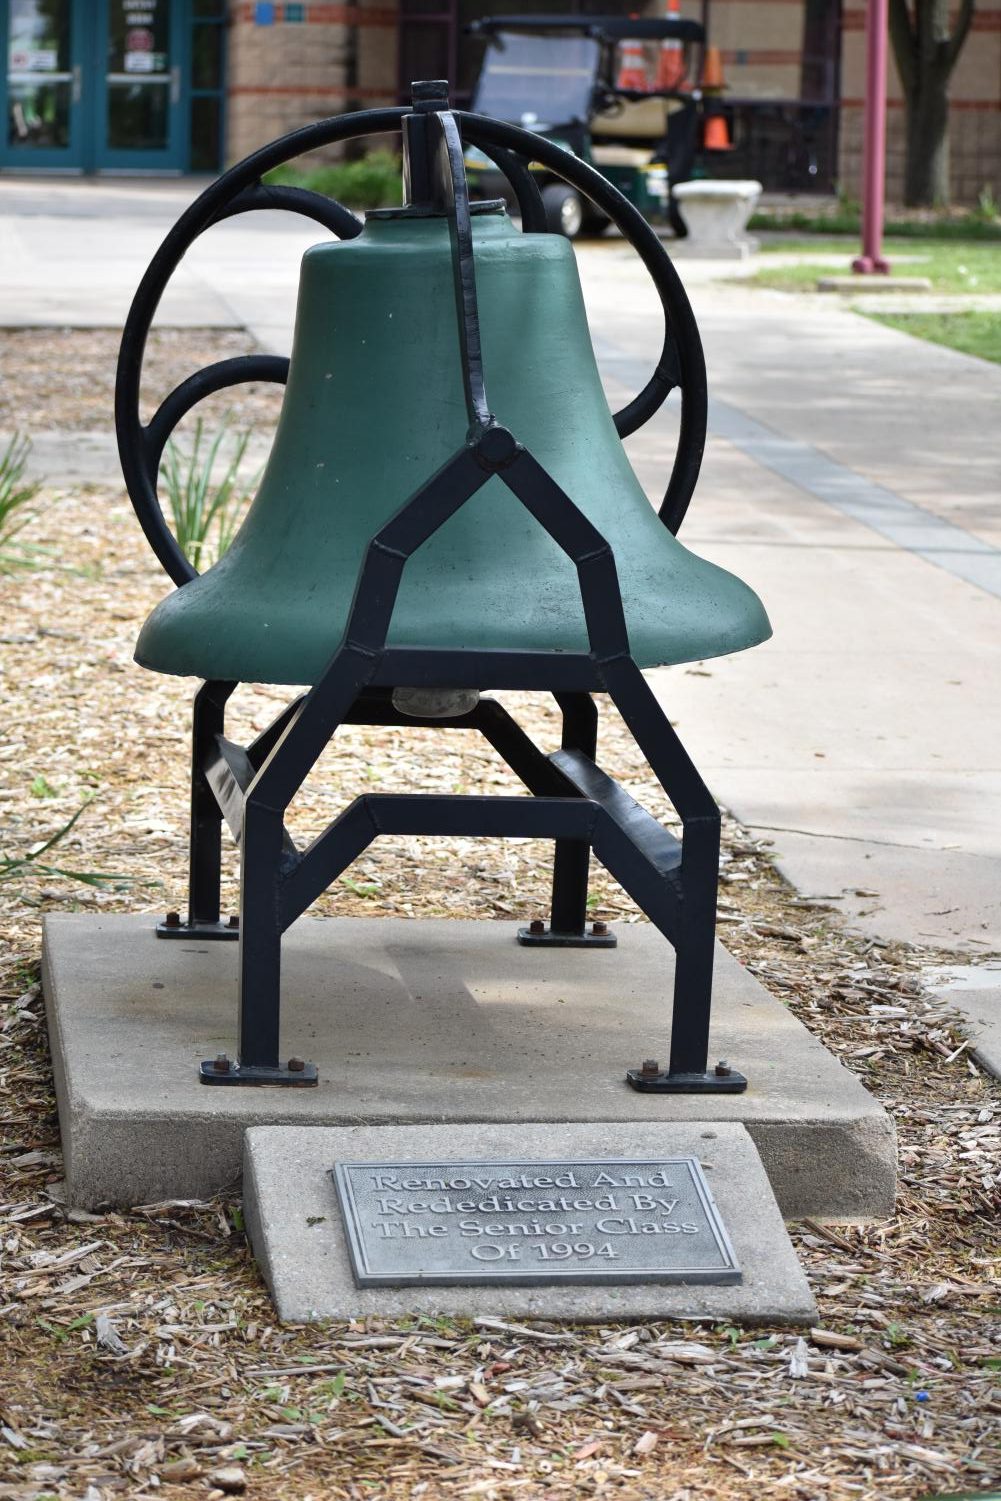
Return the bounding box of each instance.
[115,80,771,1093]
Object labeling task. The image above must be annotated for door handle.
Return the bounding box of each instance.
[170,66,181,104]
[72,64,82,103]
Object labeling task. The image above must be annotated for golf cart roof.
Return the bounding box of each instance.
[469,14,705,44]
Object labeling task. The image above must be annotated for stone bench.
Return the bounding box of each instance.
[672,179,763,258]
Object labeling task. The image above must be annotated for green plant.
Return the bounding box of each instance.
[973,186,1000,224]
[159,414,256,570]
[1,798,130,890]
[340,875,381,898]
[748,204,1001,241]
[0,431,41,573]
[264,150,402,209]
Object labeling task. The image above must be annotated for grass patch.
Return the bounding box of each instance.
[264,150,401,209]
[860,309,1001,365]
[753,237,1001,294]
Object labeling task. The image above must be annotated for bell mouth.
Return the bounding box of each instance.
[366,198,507,221]
[391,687,481,719]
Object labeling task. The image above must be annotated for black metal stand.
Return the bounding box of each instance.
[155,679,242,940]
[178,417,737,1090]
[516,692,618,950]
[117,82,745,1097]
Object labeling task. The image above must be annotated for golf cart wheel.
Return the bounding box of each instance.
[542,183,585,239]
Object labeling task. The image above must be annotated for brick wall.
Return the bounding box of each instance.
[702,0,809,101]
[220,0,1000,202]
[225,0,399,164]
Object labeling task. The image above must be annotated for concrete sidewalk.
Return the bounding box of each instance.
[2,177,998,1063]
[576,248,1001,950]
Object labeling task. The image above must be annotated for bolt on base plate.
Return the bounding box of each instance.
[627,1065,748,1094]
[157,914,240,941]
[199,1059,319,1086]
[517,922,617,949]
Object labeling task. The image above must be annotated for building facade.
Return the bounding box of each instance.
[1,1,226,172]
[2,0,999,202]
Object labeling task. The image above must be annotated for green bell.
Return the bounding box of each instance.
[135,206,769,685]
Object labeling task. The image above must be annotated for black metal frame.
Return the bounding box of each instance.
[116,81,744,1095]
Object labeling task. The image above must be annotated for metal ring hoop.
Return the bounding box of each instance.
[116,106,408,586]
[116,103,705,587]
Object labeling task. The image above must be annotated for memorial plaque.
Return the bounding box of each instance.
[332,1158,740,1287]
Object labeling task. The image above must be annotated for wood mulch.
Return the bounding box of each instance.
[1,332,999,1500]
[0,328,284,435]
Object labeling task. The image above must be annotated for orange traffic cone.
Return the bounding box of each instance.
[617,39,650,91]
[655,0,687,90]
[701,44,726,91]
[703,113,733,150]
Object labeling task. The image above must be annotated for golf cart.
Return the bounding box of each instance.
[465,13,707,238]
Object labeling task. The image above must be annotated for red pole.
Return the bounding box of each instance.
[852,0,890,273]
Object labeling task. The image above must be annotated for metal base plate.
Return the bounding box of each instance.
[199,1060,319,1087]
[517,925,617,949]
[627,1067,748,1094]
[158,920,239,941]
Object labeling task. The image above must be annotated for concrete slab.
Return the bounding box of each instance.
[768,835,1001,951]
[16,430,274,489]
[669,242,757,261]
[817,276,932,293]
[0,186,314,335]
[924,961,1001,1079]
[642,485,1001,953]
[43,913,896,1217]
[572,247,1001,957]
[243,1121,818,1324]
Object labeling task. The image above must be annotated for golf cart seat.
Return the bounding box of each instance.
[590,143,659,170]
[592,97,681,140]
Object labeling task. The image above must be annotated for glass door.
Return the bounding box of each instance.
[97,0,185,170]
[1,0,84,168]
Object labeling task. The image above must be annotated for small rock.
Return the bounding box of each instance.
[208,1464,246,1494]
[160,1457,203,1482]
[921,1281,953,1304]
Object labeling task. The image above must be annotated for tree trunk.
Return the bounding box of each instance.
[889,0,976,209]
[903,68,950,205]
